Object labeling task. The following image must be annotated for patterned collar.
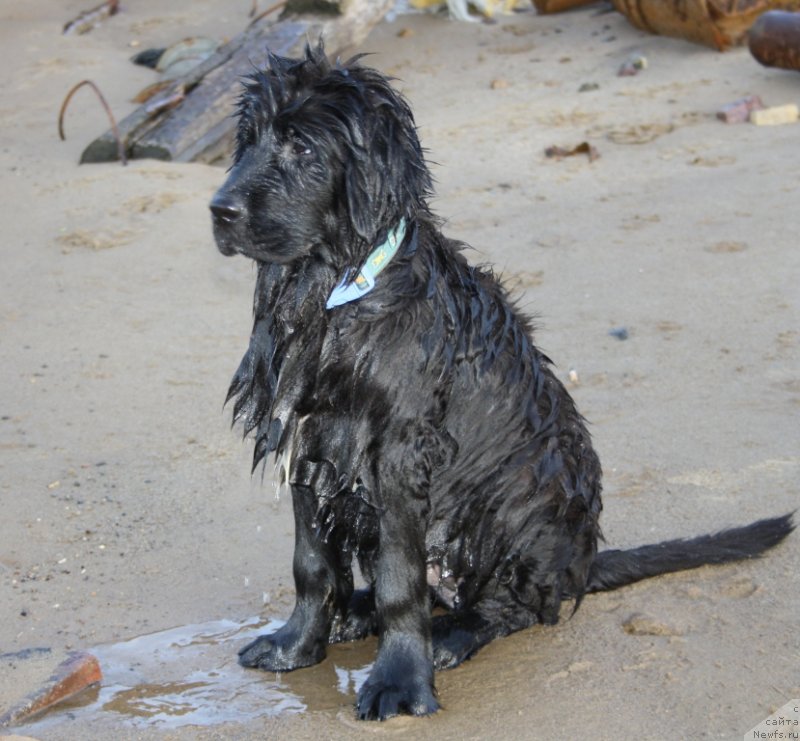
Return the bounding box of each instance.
[326,219,407,310]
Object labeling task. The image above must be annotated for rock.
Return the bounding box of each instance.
[608,326,629,341]
[716,95,764,124]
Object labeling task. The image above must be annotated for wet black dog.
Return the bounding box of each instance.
[209,44,793,720]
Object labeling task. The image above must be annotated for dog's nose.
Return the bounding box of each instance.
[209,193,244,224]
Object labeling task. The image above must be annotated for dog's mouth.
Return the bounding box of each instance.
[214,239,238,257]
[210,191,249,257]
[212,227,239,257]
[212,226,305,265]
[209,194,314,264]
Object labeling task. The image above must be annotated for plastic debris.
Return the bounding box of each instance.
[410,0,529,21]
[618,53,647,76]
[750,103,799,125]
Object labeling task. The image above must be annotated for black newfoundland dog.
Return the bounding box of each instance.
[209,43,793,720]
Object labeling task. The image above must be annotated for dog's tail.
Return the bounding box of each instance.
[586,513,794,593]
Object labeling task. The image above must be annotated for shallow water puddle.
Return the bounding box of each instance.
[24,616,375,731]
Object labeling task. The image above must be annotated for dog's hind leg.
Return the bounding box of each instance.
[432,602,538,670]
[238,484,353,671]
[329,588,377,643]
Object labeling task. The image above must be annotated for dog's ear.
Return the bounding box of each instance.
[344,157,380,241]
[340,82,432,243]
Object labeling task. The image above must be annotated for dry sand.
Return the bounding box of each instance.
[0,2,798,739]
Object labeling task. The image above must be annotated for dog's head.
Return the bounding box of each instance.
[210,42,432,268]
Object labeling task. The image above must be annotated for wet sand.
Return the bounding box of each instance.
[0,2,798,739]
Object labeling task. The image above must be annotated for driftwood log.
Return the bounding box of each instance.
[81,0,392,164]
[613,0,800,50]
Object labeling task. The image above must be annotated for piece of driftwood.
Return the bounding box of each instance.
[63,0,119,36]
[80,0,392,164]
[0,652,102,727]
[613,0,800,50]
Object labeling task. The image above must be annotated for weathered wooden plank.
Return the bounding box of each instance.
[81,0,392,164]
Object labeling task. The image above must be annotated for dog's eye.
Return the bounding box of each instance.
[285,127,311,157]
[291,139,312,157]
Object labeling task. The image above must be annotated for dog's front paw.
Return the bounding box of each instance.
[356,666,439,720]
[238,630,325,672]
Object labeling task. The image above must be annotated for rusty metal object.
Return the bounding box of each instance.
[613,0,800,51]
[58,80,127,165]
[749,10,800,69]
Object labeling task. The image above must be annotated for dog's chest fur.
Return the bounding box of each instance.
[227,229,603,609]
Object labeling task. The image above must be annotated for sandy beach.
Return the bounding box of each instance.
[0,1,798,738]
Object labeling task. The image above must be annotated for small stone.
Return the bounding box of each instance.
[716,95,764,124]
[490,78,510,90]
[579,82,599,93]
[608,326,629,341]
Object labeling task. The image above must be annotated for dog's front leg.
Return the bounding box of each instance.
[239,484,351,671]
[356,471,438,720]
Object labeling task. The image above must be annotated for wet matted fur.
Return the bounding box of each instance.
[209,43,793,720]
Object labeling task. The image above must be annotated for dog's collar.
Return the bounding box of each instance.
[326,219,407,310]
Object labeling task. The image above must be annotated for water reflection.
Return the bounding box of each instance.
[24,616,375,731]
